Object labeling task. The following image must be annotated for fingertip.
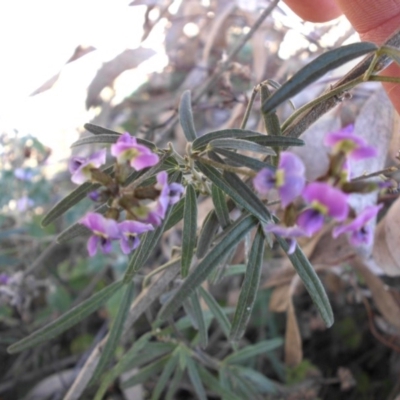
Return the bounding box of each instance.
[283,0,342,22]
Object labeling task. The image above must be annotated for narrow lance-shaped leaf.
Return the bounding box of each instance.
[181,184,197,277]
[223,338,283,365]
[197,365,242,400]
[90,281,135,385]
[196,209,220,259]
[179,90,197,141]
[209,138,276,155]
[212,184,230,228]
[274,234,334,327]
[94,332,153,400]
[8,281,124,354]
[189,290,208,348]
[199,286,231,339]
[164,197,185,232]
[71,133,155,150]
[262,42,377,113]
[196,161,271,223]
[84,123,121,136]
[192,129,263,151]
[156,214,257,323]
[214,148,275,171]
[244,135,304,147]
[121,354,171,389]
[151,352,179,400]
[230,225,264,341]
[260,82,281,136]
[41,165,114,227]
[123,172,182,283]
[186,356,208,400]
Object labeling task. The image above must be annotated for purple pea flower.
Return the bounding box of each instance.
[324,125,377,160]
[154,171,185,219]
[14,168,34,181]
[118,220,154,254]
[0,273,9,285]
[297,182,349,236]
[253,152,305,207]
[69,149,107,185]
[265,224,309,254]
[131,172,184,226]
[111,133,159,170]
[332,204,383,246]
[80,212,120,256]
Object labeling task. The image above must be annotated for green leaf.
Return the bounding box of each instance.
[214,148,274,171]
[196,210,220,259]
[121,354,170,389]
[260,83,281,136]
[94,332,153,400]
[212,185,231,229]
[209,138,276,155]
[123,206,173,283]
[156,215,257,323]
[236,366,277,393]
[190,290,208,348]
[198,365,242,400]
[262,42,378,114]
[164,197,185,232]
[41,165,114,227]
[123,342,176,371]
[274,233,334,327]
[230,226,264,341]
[151,352,179,400]
[90,281,135,385]
[181,184,197,277]
[224,339,283,365]
[179,90,197,141]
[196,161,271,223]
[192,129,263,151]
[8,281,124,354]
[222,264,247,278]
[244,135,304,147]
[71,133,155,150]
[165,365,185,400]
[186,357,208,400]
[199,286,231,339]
[84,123,121,136]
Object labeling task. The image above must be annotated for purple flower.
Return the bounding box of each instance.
[80,212,120,256]
[16,196,34,211]
[265,224,308,254]
[253,152,305,207]
[332,204,383,246]
[154,171,185,219]
[0,273,9,285]
[130,172,184,226]
[297,182,349,235]
[324,125,377,160]
[14,168,34,181]
[118,220,154,254]
[69,149,107,185]
[111,133,159,170]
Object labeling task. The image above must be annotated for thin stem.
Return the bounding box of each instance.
[192,0,280,103]
[281,76,363,133]
[142,258,181,288]
[351,166,399,182]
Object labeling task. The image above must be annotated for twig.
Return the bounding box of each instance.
[156,0,280,142]
[62,262,180,400]
[283,28,400,138]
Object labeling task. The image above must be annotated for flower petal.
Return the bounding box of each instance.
[297,209,324,236]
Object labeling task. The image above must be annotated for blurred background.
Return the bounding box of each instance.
[3,1,397,399]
